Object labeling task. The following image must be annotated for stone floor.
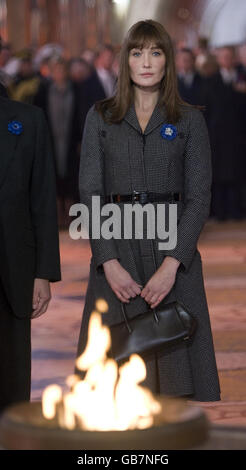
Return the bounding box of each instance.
[31,219,246,428]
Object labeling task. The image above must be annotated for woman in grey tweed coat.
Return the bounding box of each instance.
[76,20,221,402]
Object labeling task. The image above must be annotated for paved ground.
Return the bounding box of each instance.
[31,219,246,427]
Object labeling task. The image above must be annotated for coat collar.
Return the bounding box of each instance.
[123,100,167,135]
[0,97,19,190]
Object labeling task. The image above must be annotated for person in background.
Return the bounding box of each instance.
[78,44,116,131]
[68,57,92,84]
[194,37,219,78]
[194,37,209,71]
[0,36,61,415]
[176,48,205,105]
[37,56,52,83]
[203,46,246,221]
[236,43,246,90]
[81,49,96,67]
[0,81,7,97]
[235,42,246,216]
[0,39,12,91]
[197,53,219,78]
[8,50,41,104]
[34,57,82,228]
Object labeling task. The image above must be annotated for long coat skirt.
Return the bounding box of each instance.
[75,101,221,402]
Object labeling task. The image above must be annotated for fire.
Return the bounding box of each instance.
[42,298,162,431]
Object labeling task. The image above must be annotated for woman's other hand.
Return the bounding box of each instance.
[103,259,142,303]
[140,256,180,309]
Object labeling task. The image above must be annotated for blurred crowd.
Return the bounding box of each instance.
[1,37,246,228]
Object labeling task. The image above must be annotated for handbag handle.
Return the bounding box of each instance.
[120,299,160,333]
[120,222,161,333]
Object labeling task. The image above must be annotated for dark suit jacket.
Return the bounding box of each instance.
[177,72,205,106]
[202,71,246,183]
[33,80,82,200]
[0,96,61,318]
[78,68,108,132]
[0,82,8,98]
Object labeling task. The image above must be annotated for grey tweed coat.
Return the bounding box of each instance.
[76,100,221,402]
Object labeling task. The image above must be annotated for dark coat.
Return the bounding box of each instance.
[236,63,246,82]
[0,82,8,98]
[202,71,246,183]
[78,68,117,131]
[33,80,82,201]
[177,72,205,106]
[0,96,61,318]
[76,101,221,401]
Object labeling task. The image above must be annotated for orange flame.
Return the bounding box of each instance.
[42,298,162,431]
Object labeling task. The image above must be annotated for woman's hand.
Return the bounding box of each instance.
[140,256,180,309]
[103,259,142,303]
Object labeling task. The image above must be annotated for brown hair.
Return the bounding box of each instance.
[94,43,115,59]
[95,19,199,124]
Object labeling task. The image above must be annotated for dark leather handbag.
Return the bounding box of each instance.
[108,298,197,363]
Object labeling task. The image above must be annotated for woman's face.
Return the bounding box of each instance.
[128,42,166,88]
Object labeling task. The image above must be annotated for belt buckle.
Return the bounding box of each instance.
[139,191,149,204]
[132,190,148,204]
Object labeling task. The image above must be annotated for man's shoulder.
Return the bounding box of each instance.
[0,96,44,120]
[84,68,99,85]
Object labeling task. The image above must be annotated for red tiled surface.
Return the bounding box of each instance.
[31,220,246,427]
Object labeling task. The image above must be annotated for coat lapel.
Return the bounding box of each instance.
[123,100,167,135]
[0,97,19,189]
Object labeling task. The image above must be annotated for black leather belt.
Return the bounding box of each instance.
[104,191,182,204]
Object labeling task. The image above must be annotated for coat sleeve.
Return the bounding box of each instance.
[78,104,120,273]
[30,106,61,282]
[166,108,212,272]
